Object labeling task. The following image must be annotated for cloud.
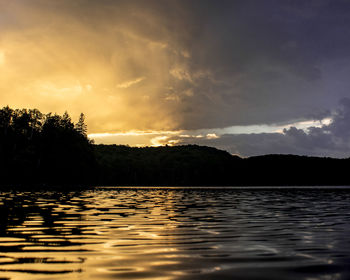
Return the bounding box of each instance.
[0,50,5,66]
[90,130,180,146]
[2,0,350,135]
[0,0,186,132]
[206,133,219,139]
[116,77,145,89]
[153,98,350,158]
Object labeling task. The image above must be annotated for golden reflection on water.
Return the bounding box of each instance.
[0,188,350,280]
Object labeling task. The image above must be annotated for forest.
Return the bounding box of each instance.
[0,106,349,187]
[0,106,96,186]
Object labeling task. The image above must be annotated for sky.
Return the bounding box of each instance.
[2,0,350,157]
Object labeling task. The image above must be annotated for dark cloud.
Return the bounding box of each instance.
[164,98,350,158]
[3,0,350,133]
[174,0,350,129]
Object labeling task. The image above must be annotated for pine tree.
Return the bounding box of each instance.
[75,113,87,137]
[61,111,74,130]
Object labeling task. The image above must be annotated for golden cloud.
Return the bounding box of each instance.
[0,0,190,133]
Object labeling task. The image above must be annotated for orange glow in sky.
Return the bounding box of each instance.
[0,1,188,135]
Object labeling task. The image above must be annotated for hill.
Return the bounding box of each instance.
[93,145,349,186]
[94,144,240,186]
[1,106,349,187]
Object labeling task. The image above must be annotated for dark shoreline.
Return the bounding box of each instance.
[2,185,350,192]
[1,107,349,188]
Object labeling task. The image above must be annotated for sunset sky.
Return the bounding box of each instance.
[2,0,350,157]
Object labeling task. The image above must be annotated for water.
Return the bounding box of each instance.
[1,187,350,280]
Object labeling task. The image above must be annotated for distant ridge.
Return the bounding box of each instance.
[93,144,349,187]
[0,106,348,187]
[1,142,349,187]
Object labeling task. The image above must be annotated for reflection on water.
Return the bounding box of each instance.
[1,187,350,279]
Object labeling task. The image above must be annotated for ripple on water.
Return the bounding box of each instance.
[0,187,350,279]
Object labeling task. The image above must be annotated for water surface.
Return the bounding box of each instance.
[1,187,350,279]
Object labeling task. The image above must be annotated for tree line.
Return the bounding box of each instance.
[1,106,349,188]
[0,106,96,185]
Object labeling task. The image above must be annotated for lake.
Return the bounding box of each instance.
[0,187,350,280]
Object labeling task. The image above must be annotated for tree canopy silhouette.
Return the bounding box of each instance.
[0,106,96,186]
[75,113,87,137]
[1,106,350,188]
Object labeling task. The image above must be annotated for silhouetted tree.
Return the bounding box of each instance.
[0,106,96,186]
[0,106,13,136]
[1,105,350,187]
[75,113,87,138]
[61,111,74,130]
